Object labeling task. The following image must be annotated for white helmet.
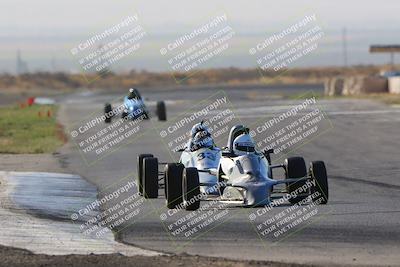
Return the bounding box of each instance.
[128,88,139,99]
[189,122,214,151]
[233,133,256,156]
[190,122,209,137]
[192,130,213,150]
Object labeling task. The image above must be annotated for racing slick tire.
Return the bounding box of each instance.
[284,157,308,204]
[156,101,167,121]
[137,154,153,195]
[104,103,113,123]
[309,161,328,204]
[165,163,184,209]
[143,157,159,199]
[182,167,200,211]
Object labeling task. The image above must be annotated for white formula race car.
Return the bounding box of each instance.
[137,123,328,210]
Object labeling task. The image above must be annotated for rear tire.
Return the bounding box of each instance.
[310,161,328,204]
[182,167,200,211]
[137,154,153,195]
[165,163,184,209]
[104,103,112,123]
[284,157,308,204]
[143,157,159,199]
[156,101,167,121]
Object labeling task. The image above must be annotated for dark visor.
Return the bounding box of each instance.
[235,144,255,152]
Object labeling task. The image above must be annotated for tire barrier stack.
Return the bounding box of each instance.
[324,75,389,96]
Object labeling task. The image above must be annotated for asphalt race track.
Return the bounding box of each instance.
[57,84,400,266]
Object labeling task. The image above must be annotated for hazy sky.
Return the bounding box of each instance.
[1,0,399,36]
[1,0,399,72]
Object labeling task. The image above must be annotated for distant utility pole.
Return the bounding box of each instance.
[97,44,109,75]
[342,27,348,67]
[16,49,29,75]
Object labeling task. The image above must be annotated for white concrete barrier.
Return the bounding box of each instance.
[388,76,400,94]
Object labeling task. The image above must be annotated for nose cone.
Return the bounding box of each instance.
[244,181,271,206]
[199,172,220,195]
[233,174,275,206]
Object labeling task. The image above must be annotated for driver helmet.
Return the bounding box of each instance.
[233,133,256,156]
[189,122,213,151]
[128,88,138,100]
[192,130,213,150]
[190,121,209,138]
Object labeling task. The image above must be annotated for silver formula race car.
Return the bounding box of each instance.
[137,123,328,211]
[104,88,167,123]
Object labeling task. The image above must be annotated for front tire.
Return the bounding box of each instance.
[310,161,328,204]
[156,101,167,121]
[143,157,159,199]
[182,167,200,211]
[285,157,308,204]
[137,154,153,195]
[165,163,184,209]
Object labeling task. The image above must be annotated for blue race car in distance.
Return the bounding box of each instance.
[104,88,167,123]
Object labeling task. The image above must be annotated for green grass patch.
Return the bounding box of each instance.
[0,104,64,153]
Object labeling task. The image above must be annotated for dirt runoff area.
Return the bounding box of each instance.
[1,245,323,267]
